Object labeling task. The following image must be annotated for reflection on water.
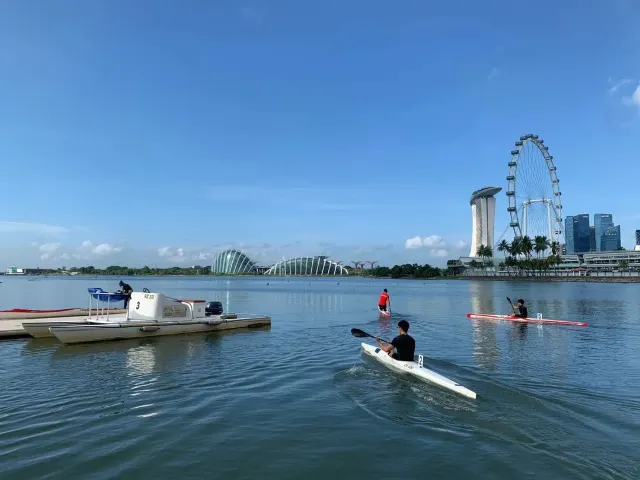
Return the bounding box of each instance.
[126,344,156,376]
[471,321,499,371]
[469,281,499,371]
[468,280,496,316]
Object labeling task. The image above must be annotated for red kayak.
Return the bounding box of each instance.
[467,313,588,327]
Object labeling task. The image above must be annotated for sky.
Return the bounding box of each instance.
[0,0,639,268]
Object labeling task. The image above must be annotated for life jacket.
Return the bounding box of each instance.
[379,292,389,305]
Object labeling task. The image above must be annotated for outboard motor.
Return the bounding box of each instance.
[205,301,223,316]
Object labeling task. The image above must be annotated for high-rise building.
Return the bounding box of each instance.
[594,214,614,251]
[635,230,640,251]
[469,187,502,257]
[589,226,596,252]
[564,216,575,254]
[573,214,590,253]
[601,225,621,251]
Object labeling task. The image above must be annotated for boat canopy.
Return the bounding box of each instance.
[88,287,128,303]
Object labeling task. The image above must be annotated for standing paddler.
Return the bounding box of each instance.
[378,288,390,315]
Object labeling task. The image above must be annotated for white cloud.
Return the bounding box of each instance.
[608,77,640,113]
[624,84,640,108]
[404,235,469,259]
[39,243,61,253]
[487,67,500,81]
[405,235,447,249]
[608,77,635,96]
[40,253,51,260]
[81,240,93,248]
[405,236,424,249]
[0,221,68,235]
[156,246,188,263]
[92,243,123,256]
[59,253,70,260]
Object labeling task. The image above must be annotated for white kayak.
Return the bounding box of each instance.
[360,343,477,399]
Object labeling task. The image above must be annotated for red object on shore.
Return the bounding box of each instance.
[1,308,77,313]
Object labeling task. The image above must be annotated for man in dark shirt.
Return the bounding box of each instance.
[512,299,528,318]
[376,320,415,361]
[119,280,133,309]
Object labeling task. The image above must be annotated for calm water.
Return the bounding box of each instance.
[0,276,639,479]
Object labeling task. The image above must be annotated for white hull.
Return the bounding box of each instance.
[22,315,127,338]
[49,316,272,344]
[360,343,476,399]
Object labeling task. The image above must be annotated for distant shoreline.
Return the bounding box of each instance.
[3,273,639,284]
[385,275,640,284]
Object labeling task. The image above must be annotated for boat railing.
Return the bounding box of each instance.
[87,288,128,321]
[166,296,196,320]
[181,301,195,320]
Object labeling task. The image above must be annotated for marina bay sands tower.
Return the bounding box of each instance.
[469,187,502,258]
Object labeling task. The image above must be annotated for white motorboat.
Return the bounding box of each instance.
[23,289,271,344]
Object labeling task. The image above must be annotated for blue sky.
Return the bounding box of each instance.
[0,0,639,268]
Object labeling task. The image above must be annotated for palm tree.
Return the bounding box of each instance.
[476,245,488,275]
[533,236,551,275]
[520,236,533,258]
[497,240,512,276]
[483,245,493,275]
[497,240,510,260]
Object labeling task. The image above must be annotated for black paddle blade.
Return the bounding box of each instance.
[506,296,513,305]
[351,328,369,338]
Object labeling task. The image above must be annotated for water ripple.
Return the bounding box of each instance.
[0,277,639,479]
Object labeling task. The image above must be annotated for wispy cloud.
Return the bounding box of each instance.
[487,67,500,81]
[608,77,640,115]
[204,185,376,212]
[607,77,635,96]
[622,84,640,109]
[33,240,124,263]
[0,221,68,236]
[404,235,468,259]
[156,246,186,263]
[240,5,265,21]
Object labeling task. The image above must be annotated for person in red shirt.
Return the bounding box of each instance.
[378,289,390,314]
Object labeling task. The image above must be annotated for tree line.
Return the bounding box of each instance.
[366,263,444,279]
[474,235,562,275]
[43,265,213,276]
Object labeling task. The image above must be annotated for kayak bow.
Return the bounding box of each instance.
[467,313,588,327]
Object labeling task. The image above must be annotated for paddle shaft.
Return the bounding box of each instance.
[351,328,391,345]
[506,296,516,313]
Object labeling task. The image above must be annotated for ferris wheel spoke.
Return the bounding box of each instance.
[507,134,563,244]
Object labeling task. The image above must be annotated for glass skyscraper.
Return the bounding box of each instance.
[589,226,596,252]
[636,230,640,248]
[573,214,590,253]
[601,225,621,251]
[594,214,614,251]
[564,216,575,254]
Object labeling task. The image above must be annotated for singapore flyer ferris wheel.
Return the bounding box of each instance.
[506,134,563,245]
